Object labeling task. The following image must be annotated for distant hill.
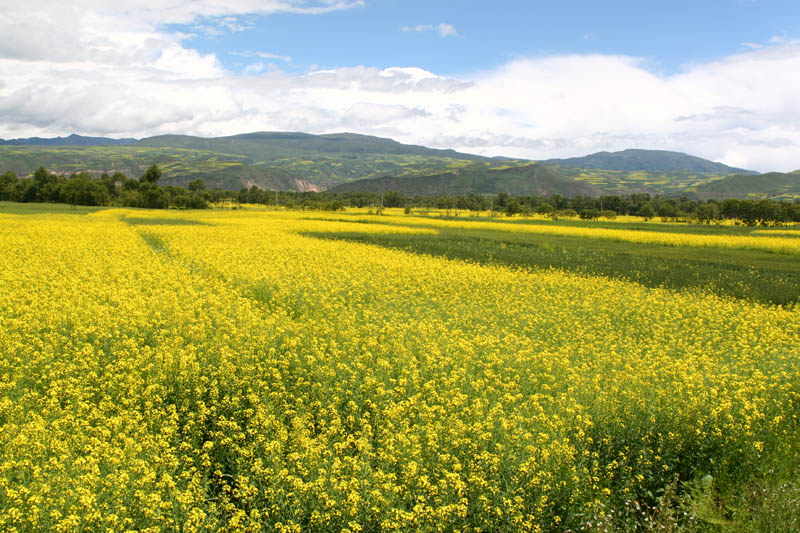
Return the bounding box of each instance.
[0,132,506,191]
[2,133,794,197]
[691,170,800,200]
[135,132,495,188]
[0,145,313,191]
[543,149,756,175]
[137,132,484,160]
[553,167,733,196]
[328,163,599,197]
[541,149,762,196]
[0,133,136,146]
[186,164,320,192]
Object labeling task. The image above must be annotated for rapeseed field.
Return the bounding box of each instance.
[1,208,798,531]
[335,213,800,255]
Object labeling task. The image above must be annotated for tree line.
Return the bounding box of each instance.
[2,167,799,225]
[0,166,208,209]
[236,187,800,226]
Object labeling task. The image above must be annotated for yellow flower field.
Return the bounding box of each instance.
[1,208,798,531]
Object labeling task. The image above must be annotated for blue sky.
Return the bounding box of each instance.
[1,0,800,171]
[175,0,800,76]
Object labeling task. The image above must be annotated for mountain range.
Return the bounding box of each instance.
[1,132,798,199]
[542,149,755,174]
[0,133,137,146]
[329,163,599,197]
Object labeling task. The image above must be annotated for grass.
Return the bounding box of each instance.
[138,232,168,253]
[416,212,800,236]
[0,201,109,215]
[644,443,800,531]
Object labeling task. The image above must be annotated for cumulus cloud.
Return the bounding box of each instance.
[1,3,799,172]
[0,1,363,63]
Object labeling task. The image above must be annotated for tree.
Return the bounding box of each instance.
[139,182,169,208]
[505,200,523,216]
[31,167,64,202]
[495,192,509,209]
[637,202,656,221]
[657,202,678,220]
[122,177,140,191]
[0,171,18,201]
[33,166,55,187]
[382,191,407,208]
[140,164,162,184]
[553,208,578,220]
[188,178,206,192]
[720,199,741,220]
[754,199,781,226]
[695,202,720,224]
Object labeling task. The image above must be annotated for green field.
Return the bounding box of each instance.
[0,200,109,215]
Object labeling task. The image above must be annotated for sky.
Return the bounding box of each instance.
[1,0,799,171]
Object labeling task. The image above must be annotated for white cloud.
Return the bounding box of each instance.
[402,24,433,33]
[401,23,459,38]
[0,3,799,172]
[242,62,267,75]
[769,36,800,45]
[436,23,458,38]
[231,51,293,62]
[0,1,363,64]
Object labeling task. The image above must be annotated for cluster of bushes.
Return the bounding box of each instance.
[0,166,208,209]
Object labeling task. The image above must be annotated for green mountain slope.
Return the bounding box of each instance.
[135,132,495,188]
[538,149,762,196]
[0,146,314,191]
[328,163,599,197]
[137,132,482,159]
[543,149,756,174]
[0,133,514,191]
[2,133,792,197]
[0,133,136,146]
[0,146,245,175]
[553,167,741,196]
[691,170,800,200]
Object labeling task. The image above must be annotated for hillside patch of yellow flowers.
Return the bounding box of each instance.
[1,208,798,531]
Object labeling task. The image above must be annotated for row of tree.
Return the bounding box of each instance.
[235,187,800,226]
[0,166,208,209]
[2,167,799,225]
